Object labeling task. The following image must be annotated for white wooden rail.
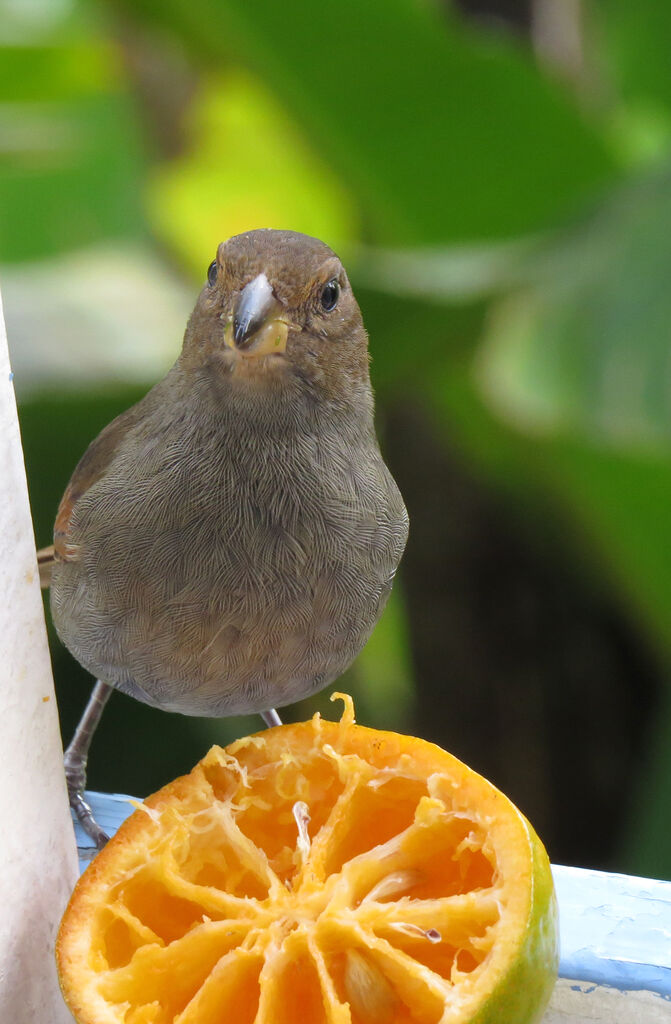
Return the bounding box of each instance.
[0,288,79,1023]
[76,792,671,1023]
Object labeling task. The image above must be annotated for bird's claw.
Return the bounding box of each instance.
[64,754,109,850]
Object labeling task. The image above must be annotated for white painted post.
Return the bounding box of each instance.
[0,286,78,1022]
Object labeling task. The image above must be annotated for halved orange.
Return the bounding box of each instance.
[57,695,558,1024]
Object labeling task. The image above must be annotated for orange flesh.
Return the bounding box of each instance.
[57,696,556,1024]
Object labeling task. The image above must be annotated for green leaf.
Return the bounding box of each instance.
[116,0,616,245]
[0,43,116,102]
[148,71,358,273]
[598,0,671,113]
[478,163,671,445]
[0,33,145,261]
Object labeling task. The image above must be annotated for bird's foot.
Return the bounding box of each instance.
[261,707,282,728]
[63,752,109,850]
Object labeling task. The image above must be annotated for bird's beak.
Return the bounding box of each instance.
[225,273,290,357]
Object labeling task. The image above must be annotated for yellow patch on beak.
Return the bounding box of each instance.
[224,317,289,358]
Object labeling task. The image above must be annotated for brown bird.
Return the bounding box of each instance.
[40,229,408,847]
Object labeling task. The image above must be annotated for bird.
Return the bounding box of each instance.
[39,229,408,848]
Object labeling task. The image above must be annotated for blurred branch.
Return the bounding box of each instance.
[532,0,585,85]
[112,12,200,159]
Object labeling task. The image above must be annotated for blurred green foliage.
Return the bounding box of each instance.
[3,0,671,878]
[0,31,144,261]
[126,0,616,243]
[148,71,358,274]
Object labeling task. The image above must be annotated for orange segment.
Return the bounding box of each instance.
[57,694,558,1024]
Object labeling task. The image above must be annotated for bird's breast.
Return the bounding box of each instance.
[50,406,407,714]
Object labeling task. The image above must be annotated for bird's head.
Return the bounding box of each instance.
[181,230,371,409]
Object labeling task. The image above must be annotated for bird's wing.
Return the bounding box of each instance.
[49,399,149,574]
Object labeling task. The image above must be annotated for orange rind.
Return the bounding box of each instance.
[57,695,558,1024]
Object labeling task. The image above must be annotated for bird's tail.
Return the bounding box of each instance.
[37,545,55,589]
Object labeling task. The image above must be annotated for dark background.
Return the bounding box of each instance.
[3,0,671,878]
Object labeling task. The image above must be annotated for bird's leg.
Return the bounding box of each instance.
[63,679,114,850]
[261,707,282,728]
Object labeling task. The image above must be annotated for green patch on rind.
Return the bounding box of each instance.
[470,819,559,1024]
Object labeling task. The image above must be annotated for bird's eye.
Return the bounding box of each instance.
[207,260,218,287]
[320,279,340,312]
